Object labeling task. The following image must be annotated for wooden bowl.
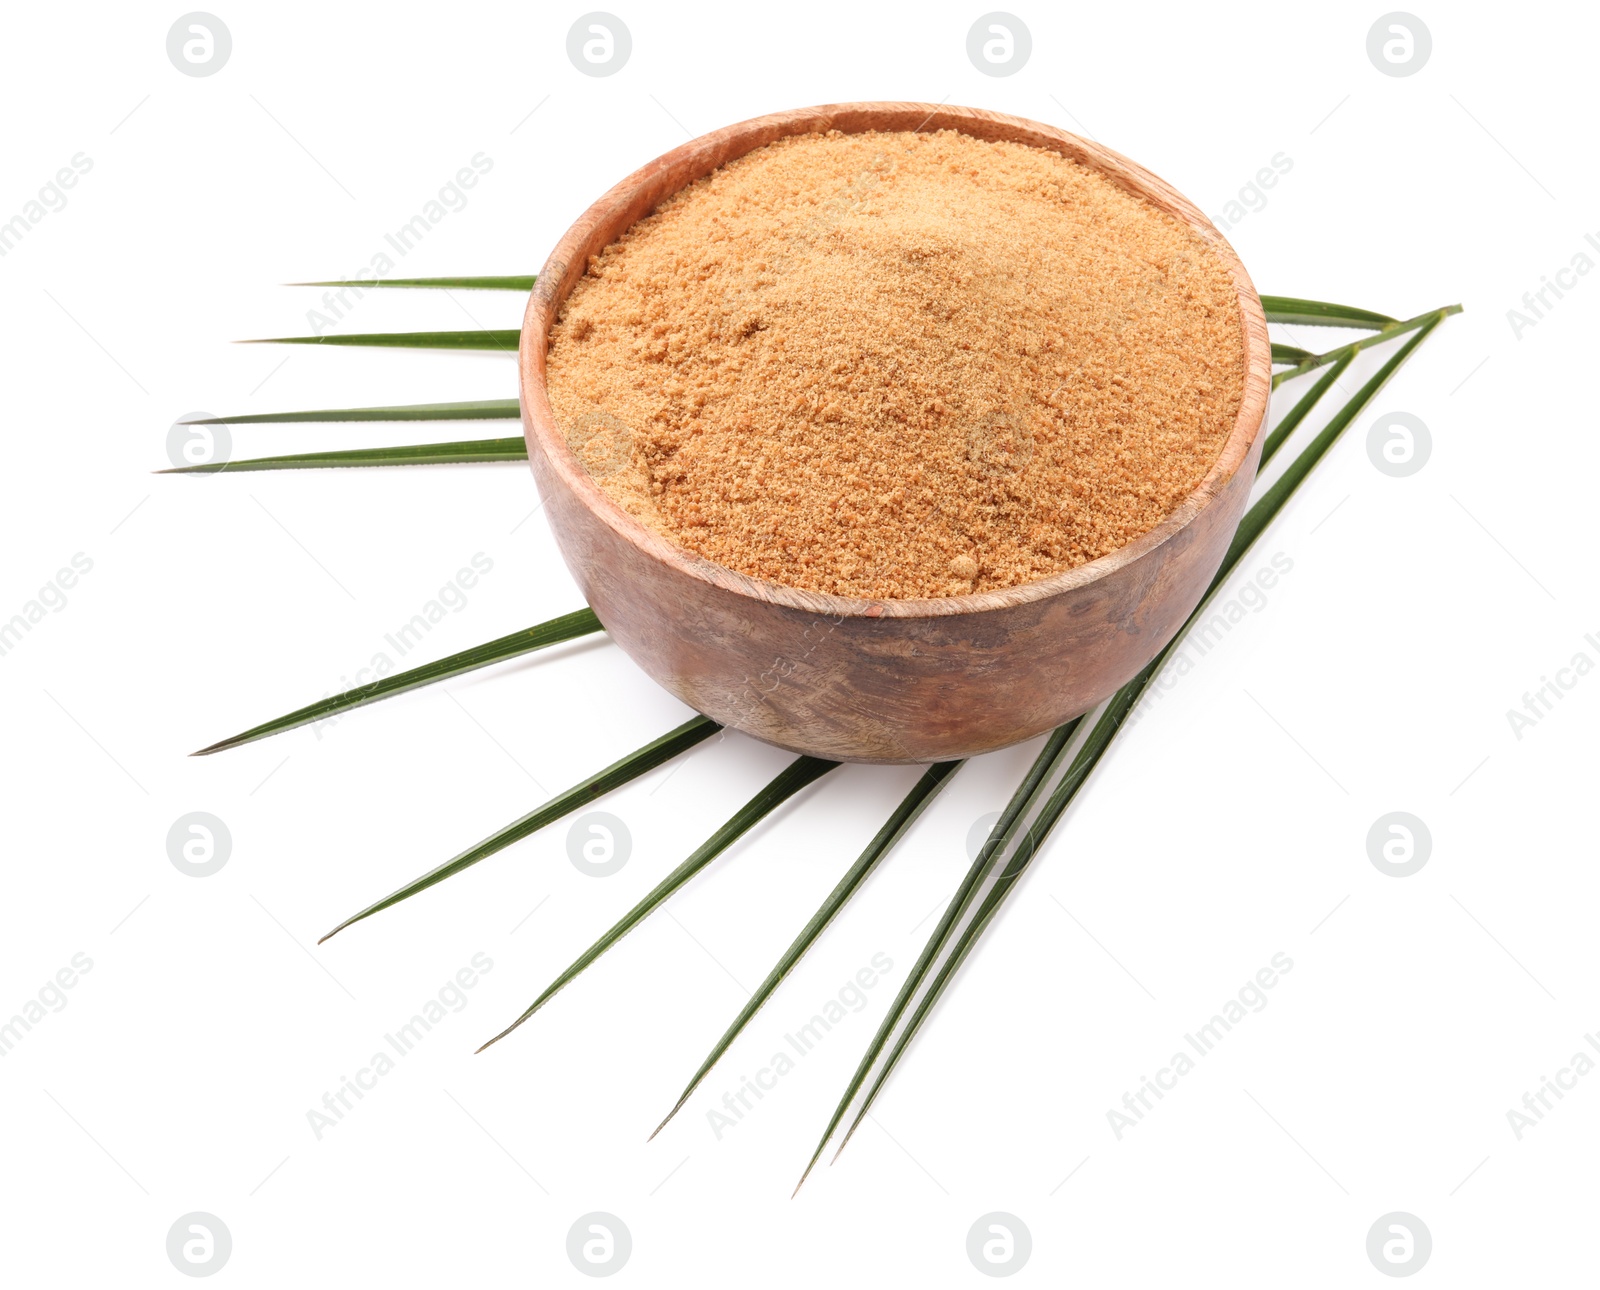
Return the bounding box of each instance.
[519,102,1271,764]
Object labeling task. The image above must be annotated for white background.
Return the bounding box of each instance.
[1,1,1593,1284]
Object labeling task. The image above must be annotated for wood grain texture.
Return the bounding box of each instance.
[520,102,1271,763]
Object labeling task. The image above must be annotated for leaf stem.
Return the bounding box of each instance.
[1272,305,1460,389]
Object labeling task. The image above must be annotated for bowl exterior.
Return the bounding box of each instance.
[526,435,1261,762]
[521,103,1271,764]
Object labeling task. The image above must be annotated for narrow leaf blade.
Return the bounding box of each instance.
[479,756,839,1052]
[241,330,520,351]
[319,715,722,942]
[830,309,1457,1157]
[161,438,527,474]
[1259,296,1398,329]
[1236,313,1448,566]
[1258,352,1354,471]
[193,608,603,756]
[1272,305,1460,388]
[182,399,520,426]
[794,723,1081,1194]
[652,760,962,1138]
[289,276,536,291]
[837,695,1135,1153]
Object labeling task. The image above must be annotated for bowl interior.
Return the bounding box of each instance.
[520,102,1271,622]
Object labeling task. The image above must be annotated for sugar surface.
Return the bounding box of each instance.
[547,129,1245,599]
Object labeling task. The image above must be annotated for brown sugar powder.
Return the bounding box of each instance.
[546,129,1246,599]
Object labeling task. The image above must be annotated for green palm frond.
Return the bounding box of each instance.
[193,608,602,755]
[288,276,536,291]
[1259,296,1398,329]
[171,278,1460,1187]
[1258,352,1355,468]
[242,329,520,351]
[319,715,722,942]
[161,437,527,474]
[181,399,520,426]
[1231,312,1449,564]
[813,309,1455,1174]
[652,759,962,1139]
[1272,306,1458,388]
[478,755,841,1051]
[794,721,1083,1194]
[184,295,1424,484]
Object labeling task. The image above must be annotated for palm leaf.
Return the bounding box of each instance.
[289,276,535,291]
[1272,306,1459,389]
[1258,352,1354,469]
[1270,343,1314,366]
[651,760,962,1139]
[793,721,1082,1194]
[319,715,722,942]
[1235,311,1448,562]
[242,329,519,351]
[181,399,520,426]
[1259,295,1397,329]
[834,693,1136,1160]
[193,608,602,756]
[824,309,1456,1165]
[161,437,527,474]
[478,755,840,1051]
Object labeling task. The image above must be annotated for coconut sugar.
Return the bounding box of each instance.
[546,129,1245,599]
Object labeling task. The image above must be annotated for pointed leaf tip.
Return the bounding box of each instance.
[191,608,601,755]
[817,304,1460,1170]
[286,275,536,291]
[802,728,1078,1176]
[160,438,528,474]
[324,715,721,941]
[651,761,960,1139]
[240,329,521,351]
[481,756,838,1050]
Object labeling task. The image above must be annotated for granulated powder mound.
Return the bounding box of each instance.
[546,129,1245,599]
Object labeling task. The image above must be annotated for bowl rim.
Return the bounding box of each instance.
[520,100,1272,621]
